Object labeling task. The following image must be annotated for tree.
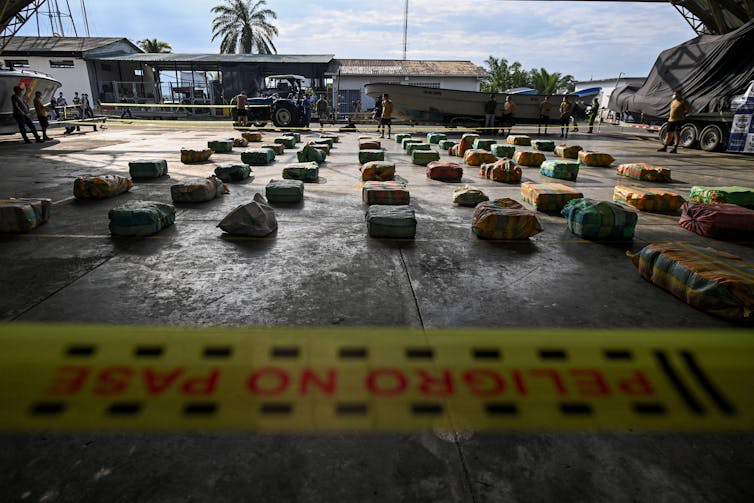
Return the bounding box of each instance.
[480,55,576,94]
[529,68,576,94]
[137,38,172,53]
[211,0,278,54]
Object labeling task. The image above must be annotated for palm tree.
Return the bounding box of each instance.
[137,38,173,53]
[211,0,278,54]
[530,68,575,94]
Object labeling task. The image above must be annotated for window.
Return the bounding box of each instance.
[134,69,143,76]
[5,59,29,68]
[407,82,440,88]
[50,60,75,68]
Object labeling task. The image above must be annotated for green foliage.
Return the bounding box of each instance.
[137,38,172,53]
[481,56,575,94]
[211,0,279,54]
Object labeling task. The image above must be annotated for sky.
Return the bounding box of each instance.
[18,0,698,81]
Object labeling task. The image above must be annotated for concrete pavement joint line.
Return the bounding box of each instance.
[454,435,481,503]
[399,248,425,330]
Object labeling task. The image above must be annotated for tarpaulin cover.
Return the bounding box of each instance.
[629,242,754,320]
[361,161,396,181]
[689,185,754,206]
[521,182,584,212]
[266,179,304,203]
[561,198,637,240]
[215,163,253,182]
[73,175,133,199]
[616,163,672,183]
[366,205,417,238]
[362,181,410,205]
[453,186,489,207]
[540,160,580,181]
[426,161,463,181]
[472,198,543,240]
[613,185,685,212]
[609,19,754,119]
[108,201,175,236]
[679,202,754,239]
[0,198,51,233]
[218,193,278,237]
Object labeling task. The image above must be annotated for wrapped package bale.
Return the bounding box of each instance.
[540,159,580,181]
[578,151,615,167]
[266,179,304,203]
[472,198,544,240]
[74,175,133,199]
[215,163,253,183]
[297,145,325,163]
[513,151,546,168]
[491,144,516,158]
[218,193,277,237]
[453,186,489,207]
[473,138,496,151]
[679,202,754,239]
[208,139,234,153]
[362,181,410,206]
[629,242,754,320]
[506,135,531,146]
[241,148,276,166]
[231,137,249,148]
[402,138,423,151]
[283,161,319,182]
[439,139,457,151]
[171,176,224,203]
[366,205,417,238]
[485,159,522,184]
[274,136,296,149]
[129,159,168,178]
[311,143,331,155]
[554,145,583,159]
[532,139,556,152]
[359,149,385,164]
[0,198,51,233]
[180,148,213,164]
[108,201,175,236]
[317,137,334,148]
[359,139,381,150]
[689,186,754,207]
[426,161,463,182]
[285,132,301,143]
[361,161,396,181]
[521,182,584,212]
[449,144,461,156]
[395,133,412,144]
[427,133,447,144]
[613,185,684,213]
[413,149,441,166]
[242,132,263,142]
[464,149,497,166]
[455,134,479,156]
[261,143,285,155]
[320,134,339,144]
[561,198,638,240]
[407,142,432,155]
[616,163,672,183]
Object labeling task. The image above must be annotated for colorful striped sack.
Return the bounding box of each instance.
[266,179,304,203]
[297,144,325,163]
[464,149,497,166]
[129,159,168,178]
[74,175,133,199]
[208,139,234,153]
[413,150,441,166]
[616,163,672,183]
[513,151,545,167]
[242,132,263,142]
[109,201,175,236]
[180,148,213,164]
[453,186,489,207]
[171,176,225,203]
[473,138,496,150]
[613,185,684,212]
[679,202,754,240]
[483,159,521,183]
[472,198,544,240]
[361,161,396,181]
[215,163,253,183]
[506,135,531,146]
[554,145,582,159]
[532,140,556,152]
[359,149,385,164]
[521,182,584,212]
[578,151,615,167]
[283,162,319,182]
[261,143,285,155]
[366,205,417,238]
[491,144,516,158]
[456,134,479,157]
[439,140,457,151]
[427,133,447,144]
[395,133,412,144]
[407,142,432,155]
[362,181,410,206]
[359,139,381,150]
[274,136,296,149]
[540,160,580,181]
[561,198,637,240]
[426,161,463,182]
[449,144,461,156]
[689,186,754,207]
[629,242,754,320]
[231,137,249,148]
[0,198,51,233]
[242,148,276,166]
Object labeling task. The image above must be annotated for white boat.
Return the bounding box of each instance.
[0,68,61,134]
[364,82,594,125]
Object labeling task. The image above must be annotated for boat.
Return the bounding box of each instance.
[364,82,591,126]
[0,68,61,134]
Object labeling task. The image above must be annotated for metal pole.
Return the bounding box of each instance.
[402,0,408,60]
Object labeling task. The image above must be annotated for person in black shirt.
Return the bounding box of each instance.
[11,86,42,143]
[484,95,497,133]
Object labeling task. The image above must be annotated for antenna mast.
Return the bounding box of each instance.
[402,0,408,60]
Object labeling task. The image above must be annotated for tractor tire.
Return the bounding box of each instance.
[272,102,297,128]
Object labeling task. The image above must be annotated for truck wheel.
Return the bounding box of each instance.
[658,122,669,144]
[272,103,296,128]
[679,124,699,148]
[699,124,724,152]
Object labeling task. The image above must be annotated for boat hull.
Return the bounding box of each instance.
[0,69,61,133]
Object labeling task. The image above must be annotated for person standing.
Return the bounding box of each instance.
[72,91,82,118]
[11,86,43,144]
[234,90,248,126]
[82,93,94,118]
[380,93,393,139]
[559,96,574,139]
[484,94,497,134]
[587,98,600,133]
[302,94,312,129]
[316,95,328,129]
[658,89,692,153]
[501,96,516,137]
[538,95,552,135]
[33,91,52,141]
[372,96,383,134]
[56,92,68,118]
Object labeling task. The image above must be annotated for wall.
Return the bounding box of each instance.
[335,75,482,109]
[5,55,94,103]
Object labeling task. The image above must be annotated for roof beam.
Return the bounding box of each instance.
[0,0,47,55]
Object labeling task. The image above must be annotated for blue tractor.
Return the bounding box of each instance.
[243,74,307,128]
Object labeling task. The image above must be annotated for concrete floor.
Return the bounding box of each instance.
[1,121,753,501]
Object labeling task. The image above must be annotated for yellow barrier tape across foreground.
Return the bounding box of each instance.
[1,324,752,432]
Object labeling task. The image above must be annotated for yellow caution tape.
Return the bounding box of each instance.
[99,103,270,109]
[2,324,751,432]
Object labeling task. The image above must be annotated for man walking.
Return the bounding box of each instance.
[538,95,552,135]
[373,96,383,133]
[11,86,43,144]
[484,94,497,133]
[658,89,692,153]
[234,90,248,126]
[33,91,52,141]
[380,93,393,139]
[587,98,600,133]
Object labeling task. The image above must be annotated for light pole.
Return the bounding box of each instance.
[403,0,409,60]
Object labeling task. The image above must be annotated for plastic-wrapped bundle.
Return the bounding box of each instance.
[73,175,133,199]
[561,198,638,240]
[218,193,277,237]
[472,198,543,239]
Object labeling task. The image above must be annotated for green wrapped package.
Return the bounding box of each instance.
[208,139,234,153]
[320,134,339,143]
[412,150,440,166]
[241,148,275,166]
[285,132,301,143]
[473,138,496,150]
[439,140,457,151]
[561,198,637,240]
[395,133,412,144]
[532,140,556,152]
[283,162,319,182]
[214,163,253,182]
[274,136,296,149]
[366,205,416,238]
[540,160,580,181]
[407,143,432,155]
[317,137,334,148]
[359,149,385,163]
[689,186,754,207]
[109,201,176,236]
[129,159,168,179]
[402,138,422,150]
[261,143,285,155]
[491,144,515,158]
[266,179,304,203]
[0,198,51,233]
[298,144,325,163]
[453,186,489,207]
[427,133,447,144]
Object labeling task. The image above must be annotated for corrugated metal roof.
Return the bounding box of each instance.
[327,59,489,78]
[85,53,335,64]
[3,36,139,54]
